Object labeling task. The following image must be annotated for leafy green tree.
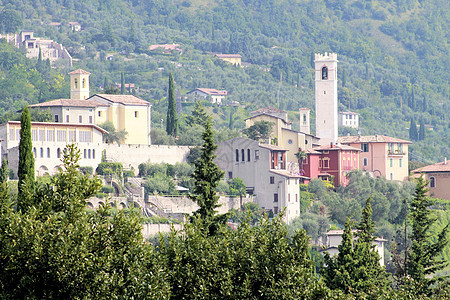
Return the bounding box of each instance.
[406,176,449,294]
[243,120,274,142]
[166,73,177,137]
[144,172,176,195]
[0,9,23,33]
[228,177,246,208]
[17,106,35,211]
[189,117,227,235]
[186,100,208,127]
[99,121,127,144]
[409,117,418,141]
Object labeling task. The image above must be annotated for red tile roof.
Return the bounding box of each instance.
[91,94,150,106]
[337,135,411,144]
[29,99,105,108]
[215,54,242,58]
[312,144,361,152]
[68,69,91,75]
[190,88,228,96]
[412,160,450,173]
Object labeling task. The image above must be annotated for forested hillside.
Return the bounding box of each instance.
[0,0,448,162]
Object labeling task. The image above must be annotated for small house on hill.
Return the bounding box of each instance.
[187,88,228,104]
[149,44,182,54]
[215,54,242,66]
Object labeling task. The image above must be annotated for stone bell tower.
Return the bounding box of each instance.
[69,69,90,100]
[314,52,338,145]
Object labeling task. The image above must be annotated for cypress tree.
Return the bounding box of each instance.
[17,106,35,211]
[418,119,426,141]
[120,72,125,94]
[0,158,8,184]
[166,73,177,137]
[409,118,418,141]
[406,176,449,294]
[189,117,227,235]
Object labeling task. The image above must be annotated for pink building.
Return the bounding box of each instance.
[303,144,360,187]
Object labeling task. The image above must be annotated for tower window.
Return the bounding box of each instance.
[82,78,86,88]
[235,149,239,162]
[241,149,245,162]
[74,78,78,89]
[321,66,328,80]
[135,111,139,118]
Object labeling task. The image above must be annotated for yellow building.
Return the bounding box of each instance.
[245,107,320,163]
[215,54,242,66]
[412,159,450,200]
[29,69,152,145]
[337,135,411,181]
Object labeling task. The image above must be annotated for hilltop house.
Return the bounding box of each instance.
[337,135,411,181]
[149,44,182,54]
[412,159,450,200]
[29,69,152,145]
[215,54,242,66]
[338,111,359,129]
[187,88,228,104]
[215,137,308,223]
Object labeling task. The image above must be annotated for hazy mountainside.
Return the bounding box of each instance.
[0,0,448,162]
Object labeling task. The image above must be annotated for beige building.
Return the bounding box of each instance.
[339,111,359,129]
[215,137,308,223]
[0,121,106,177]
[412,159,450,200]
[30,69,152,145]
[215,54,242,66]
[337,135,411,181]
[187,88,228,104]
[245,107,320,163]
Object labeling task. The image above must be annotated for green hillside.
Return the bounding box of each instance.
[0,0,448,162]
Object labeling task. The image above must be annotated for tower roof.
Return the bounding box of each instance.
[68,69,91,75]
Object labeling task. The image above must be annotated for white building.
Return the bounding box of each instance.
[339,111,359,129]
[215,137,308,223]
[187,88,228,104]
[324,230,387,266]
[315,53,338,146]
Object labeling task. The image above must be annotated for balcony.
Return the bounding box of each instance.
[388,150,405,156]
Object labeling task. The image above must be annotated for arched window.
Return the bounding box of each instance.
[235,149,239,162]
[303,114,307,122]
[247,149,251,161]
[74,78,78,89]
[321,66,328,80]
[47,148,50,158]
[57,148,61,158]
[82,78,86,88]
[33,147,36,158]
[241,149,245,162]
[430,176,436,188]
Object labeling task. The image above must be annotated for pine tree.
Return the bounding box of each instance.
[186,101,208,127]
[120,72,125,94]
[166,73,177,137]
[17,106,35,211]
[189,117,227,235]
[409,118,418,141]
[418,119,425,141]
[407,176,449,293]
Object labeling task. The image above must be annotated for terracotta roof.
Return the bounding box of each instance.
[258,143,288,151]
[6,121,108,134]
[306,149,321,154]
[189,88,228,96]
[270,169,310,179]
[312,144,361,152]
[251,106,286,114]
[68,69,91,75]
[215,54,242,58]
[412,160,450,173]
[337,135,411,144]
[299,107,311,111]
[91,94,150,106]
[29,99,104,108]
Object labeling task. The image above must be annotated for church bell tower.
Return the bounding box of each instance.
[314,53,338,145]
[69,69,91,100]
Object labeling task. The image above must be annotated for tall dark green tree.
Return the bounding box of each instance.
[418,119,426,141]
[166,73,177,137]
[189,117,227,235]
[0,158,8,184]
[406,176,449,294]
[120,72,125,94]
[409,118,418,141]
[186,101,208,127]
[17,106,35,211]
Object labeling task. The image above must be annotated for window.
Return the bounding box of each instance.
[430,176,435,188]
[247,149,251,161]
[33,147,36,158]
[235,149,239,162]
[92,149,95,159]
[321,66,328,80]
[47,148,50,158]
[79,115,82,123]
[135,111,139,118]
[89,116,93,124]
[296,194,298,202]
[84,149,87,159]
[82,78,86,88]
[270,176,275,184]
[273,206,279,214]
[255,150,259,160]
[47,130,55,141]
[363,158,368,166]
[361,143,369,152]
[66,115,69,123]
[323,150,329,154]
[288,194,290,202]
[390,158,393,167]
[68,130,76,142]
[388,143,394,153]
[288,139,293,144]
[274,193,278,202]
[399,158,403,167]
[228,172,233,179]
[88,149,91,159]
[57,148,61,158]
[323,158,330,169]
[40,147,44,158]
[39,129,45,141]
[79,131,92,143]
[98,111,102,117]
[390,173,394,180]
[74,78,78,88]
[241,149,245,162]
[57,130,66,142]
[319,159,323,168]
[398,143,403,153]
[31,129,38,141]
[55,115,59,122]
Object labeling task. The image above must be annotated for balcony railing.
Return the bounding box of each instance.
[388,150,405,156]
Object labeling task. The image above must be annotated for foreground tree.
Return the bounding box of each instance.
[166,73,177,137]
[189,117,227,235]
[17,106,35,211]
[406,176,449,294]
[186,100,208,127]
[243,120,274,142]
